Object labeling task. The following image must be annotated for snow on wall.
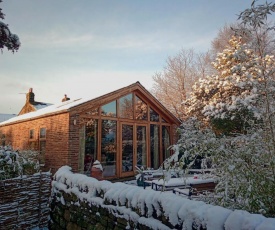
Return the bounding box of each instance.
[51,166,275,230]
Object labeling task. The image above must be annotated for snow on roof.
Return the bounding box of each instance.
[0,113,17,123]
[0,97,91,126]
[0,82,141,126]
[33,102,53,110]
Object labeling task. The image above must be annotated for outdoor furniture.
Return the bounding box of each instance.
[151,177,215,192]
[173,181,216,199]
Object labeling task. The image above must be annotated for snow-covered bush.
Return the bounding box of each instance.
[210,126,275,216]
[0,146,41,180]
[164,117,217,174]
[185,36,268,135]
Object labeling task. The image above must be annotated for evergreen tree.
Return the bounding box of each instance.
[0,0,20,53]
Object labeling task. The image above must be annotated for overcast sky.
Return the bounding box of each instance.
[0,0,266,114]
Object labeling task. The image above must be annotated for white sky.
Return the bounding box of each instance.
[0,0,268,114]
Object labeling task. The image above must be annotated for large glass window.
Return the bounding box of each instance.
[150,108,159,122]
[122,124,133,172]
[101,120,117,177]
[150,124,159,169]
[101,101,117,117]
[162,126,170,162]
[84,119,98,172]
[135,96,148,120]
[137,126,146,168]
[119,94,133,119]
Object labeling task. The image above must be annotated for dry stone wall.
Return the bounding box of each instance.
[0,172,51,230]
[50,166,275,230]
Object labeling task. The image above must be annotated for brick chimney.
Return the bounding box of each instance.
[26,88,35,104]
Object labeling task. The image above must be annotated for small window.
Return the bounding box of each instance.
[40,128,46,139]
[29,129,35,139]
[1,133,5,146]
[40,140,46,155]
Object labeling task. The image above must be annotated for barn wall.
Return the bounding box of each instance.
[0,113,71,173]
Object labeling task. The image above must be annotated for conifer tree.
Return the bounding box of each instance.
[0,0,20,53]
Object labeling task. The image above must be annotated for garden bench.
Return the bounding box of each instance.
[151,178,215,192]
[173,181,216,198]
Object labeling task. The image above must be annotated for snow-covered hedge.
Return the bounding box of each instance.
[51,166,275,230]
[0,146,41,180]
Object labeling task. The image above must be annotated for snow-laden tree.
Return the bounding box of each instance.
[177,1,275,216]
[151,49,213,120]
[186,35,275,136]
[0,0,20,53]
[187,36,259,134]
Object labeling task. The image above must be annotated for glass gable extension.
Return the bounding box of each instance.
[81,92,174,178]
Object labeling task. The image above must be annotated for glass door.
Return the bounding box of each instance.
[120,123,147,177]
[121,124,134,174]
[136,125,147,169]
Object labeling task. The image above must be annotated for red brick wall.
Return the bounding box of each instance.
[0,113,75,173]
[68,113,81,173]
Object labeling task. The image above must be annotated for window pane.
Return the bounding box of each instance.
[1,134,5,146]
[137,126,146,168]
[40,128,46,138]
[29,141,38,151]
[40,140,46,154]
[84,119,98,172]
[119,94,133,119]
[88,108,99,116]
[150,108,159,122]
[162,118,168,123]
[101,101,117,117]
[135,96,148,120]
[122,124,133,172]
[101,120,117,177]
[150,124,159,169]
[29,129,35,139]
[162,126,170,162]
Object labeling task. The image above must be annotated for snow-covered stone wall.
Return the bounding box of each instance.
[50,166,275,230]
[0,172,51,229]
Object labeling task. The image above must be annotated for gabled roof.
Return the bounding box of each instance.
[0,82,180,126]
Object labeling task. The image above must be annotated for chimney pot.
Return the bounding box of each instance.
[62,94,70,102]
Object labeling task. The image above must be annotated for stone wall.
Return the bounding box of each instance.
[0,172,51,229]
[50,166,275,230]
